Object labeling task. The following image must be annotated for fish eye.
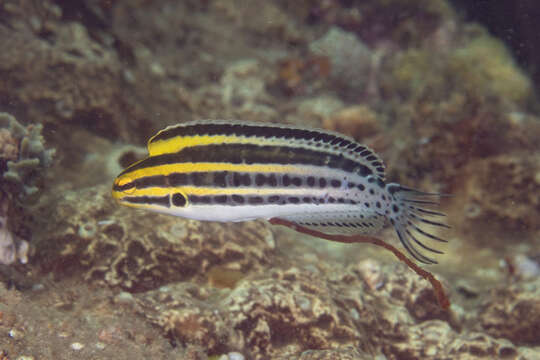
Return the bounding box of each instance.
[171,192,187,207]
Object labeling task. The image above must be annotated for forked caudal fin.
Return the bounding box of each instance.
[386,183,450,265]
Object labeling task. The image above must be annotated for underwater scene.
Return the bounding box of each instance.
[1,0,539,359]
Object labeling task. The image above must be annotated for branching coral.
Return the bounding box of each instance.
[0,112,54,265]
[0,112,55,199]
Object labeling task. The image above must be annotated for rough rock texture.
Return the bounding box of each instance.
[457,154,540,241]
[34,184,276,292]
[130,263,529,359]
[0,1,131,139]
[309,27,373,98]
[285,346,372,360]
[1,0,540,359]
[322,105,382,141]
[479,280,540,347]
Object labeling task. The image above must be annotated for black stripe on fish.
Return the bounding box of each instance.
[123,195,170,207]
[147,120,386,180]
[119,143,374,178]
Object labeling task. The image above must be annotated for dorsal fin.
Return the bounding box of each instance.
[147,120,386,180]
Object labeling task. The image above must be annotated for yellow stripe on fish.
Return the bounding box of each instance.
[113,120,449,264]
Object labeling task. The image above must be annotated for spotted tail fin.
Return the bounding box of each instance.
[386,183,450,264]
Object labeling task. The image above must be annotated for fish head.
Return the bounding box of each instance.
[111,161,189,215]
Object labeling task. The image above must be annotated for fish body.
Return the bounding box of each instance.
[113,121,448,264]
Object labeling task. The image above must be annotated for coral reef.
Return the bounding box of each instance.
[130,264,529,359]
[0,112,55,200]
[0,112,52,266]
[479,279,540,346]
[1,0,540,358]
[292,347,371,360]
[34,184,276,292]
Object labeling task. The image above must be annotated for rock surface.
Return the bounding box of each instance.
[0,0,539,359]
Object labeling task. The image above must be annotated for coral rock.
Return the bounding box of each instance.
[309,27,373,98]
[323,105,381,139]
[35,184,276,292]
[479,282,540,346]
[0,112,55,199]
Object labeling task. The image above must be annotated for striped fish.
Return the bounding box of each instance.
[112,120,448,264]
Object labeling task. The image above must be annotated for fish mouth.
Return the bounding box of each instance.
[112,176,136,194]
[111,188,124,202]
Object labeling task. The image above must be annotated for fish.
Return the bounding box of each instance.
[112,120,449,264]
